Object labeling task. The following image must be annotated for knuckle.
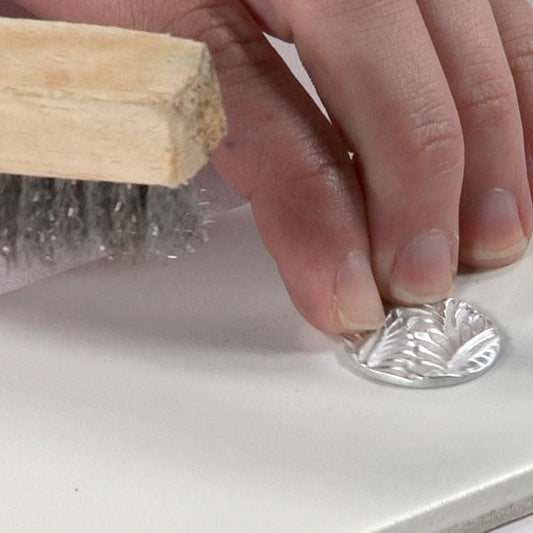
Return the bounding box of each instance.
[177,1,274,84]
[392,99,464,179]
[292,0,409,34]
[456,69,518,126]
[506,33,533,79]
[498,19,533,78]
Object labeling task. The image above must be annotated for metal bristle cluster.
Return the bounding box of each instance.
[0,174,209,270]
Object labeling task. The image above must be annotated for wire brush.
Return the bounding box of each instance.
[0,16,226,273]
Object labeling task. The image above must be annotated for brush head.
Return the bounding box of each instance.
[0,174,209,271]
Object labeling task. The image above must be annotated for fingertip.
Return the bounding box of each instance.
[273,244,385,336]
[388,229,455,305]
[459,189,531,268]
[334,250,386,333]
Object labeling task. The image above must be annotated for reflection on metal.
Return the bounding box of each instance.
[343,298,501,388]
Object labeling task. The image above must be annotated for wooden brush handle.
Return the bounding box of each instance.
[0,17,227,187]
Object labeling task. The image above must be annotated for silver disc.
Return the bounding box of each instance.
[343,298,501,388]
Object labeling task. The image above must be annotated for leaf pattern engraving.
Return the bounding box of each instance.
[344,298,501,387]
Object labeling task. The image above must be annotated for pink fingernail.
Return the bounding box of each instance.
[335,251,385,332]
[390,229,454,305]
[460,189,528,267]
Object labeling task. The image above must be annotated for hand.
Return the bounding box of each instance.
[8,0,533,333]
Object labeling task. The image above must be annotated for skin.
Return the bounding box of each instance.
[3,0,533,333]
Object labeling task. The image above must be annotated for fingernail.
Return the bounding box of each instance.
[460,189,528,267]
[335,251,385,332]
[390,230,453,305]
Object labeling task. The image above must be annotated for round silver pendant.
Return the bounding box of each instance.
[343,298,502,388]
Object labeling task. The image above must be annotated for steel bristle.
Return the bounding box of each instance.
[0,174,208,268]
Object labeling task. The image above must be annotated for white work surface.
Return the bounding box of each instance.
[1,203,533,532]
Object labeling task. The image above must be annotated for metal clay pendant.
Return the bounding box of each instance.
[343,298,501,388]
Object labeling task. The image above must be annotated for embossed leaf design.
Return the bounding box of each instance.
[445,329,500,375]
[348,298,500,384]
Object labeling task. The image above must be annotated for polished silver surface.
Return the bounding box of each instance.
[343,298,501,388]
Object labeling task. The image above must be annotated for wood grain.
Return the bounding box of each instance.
[0,17,227,187]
